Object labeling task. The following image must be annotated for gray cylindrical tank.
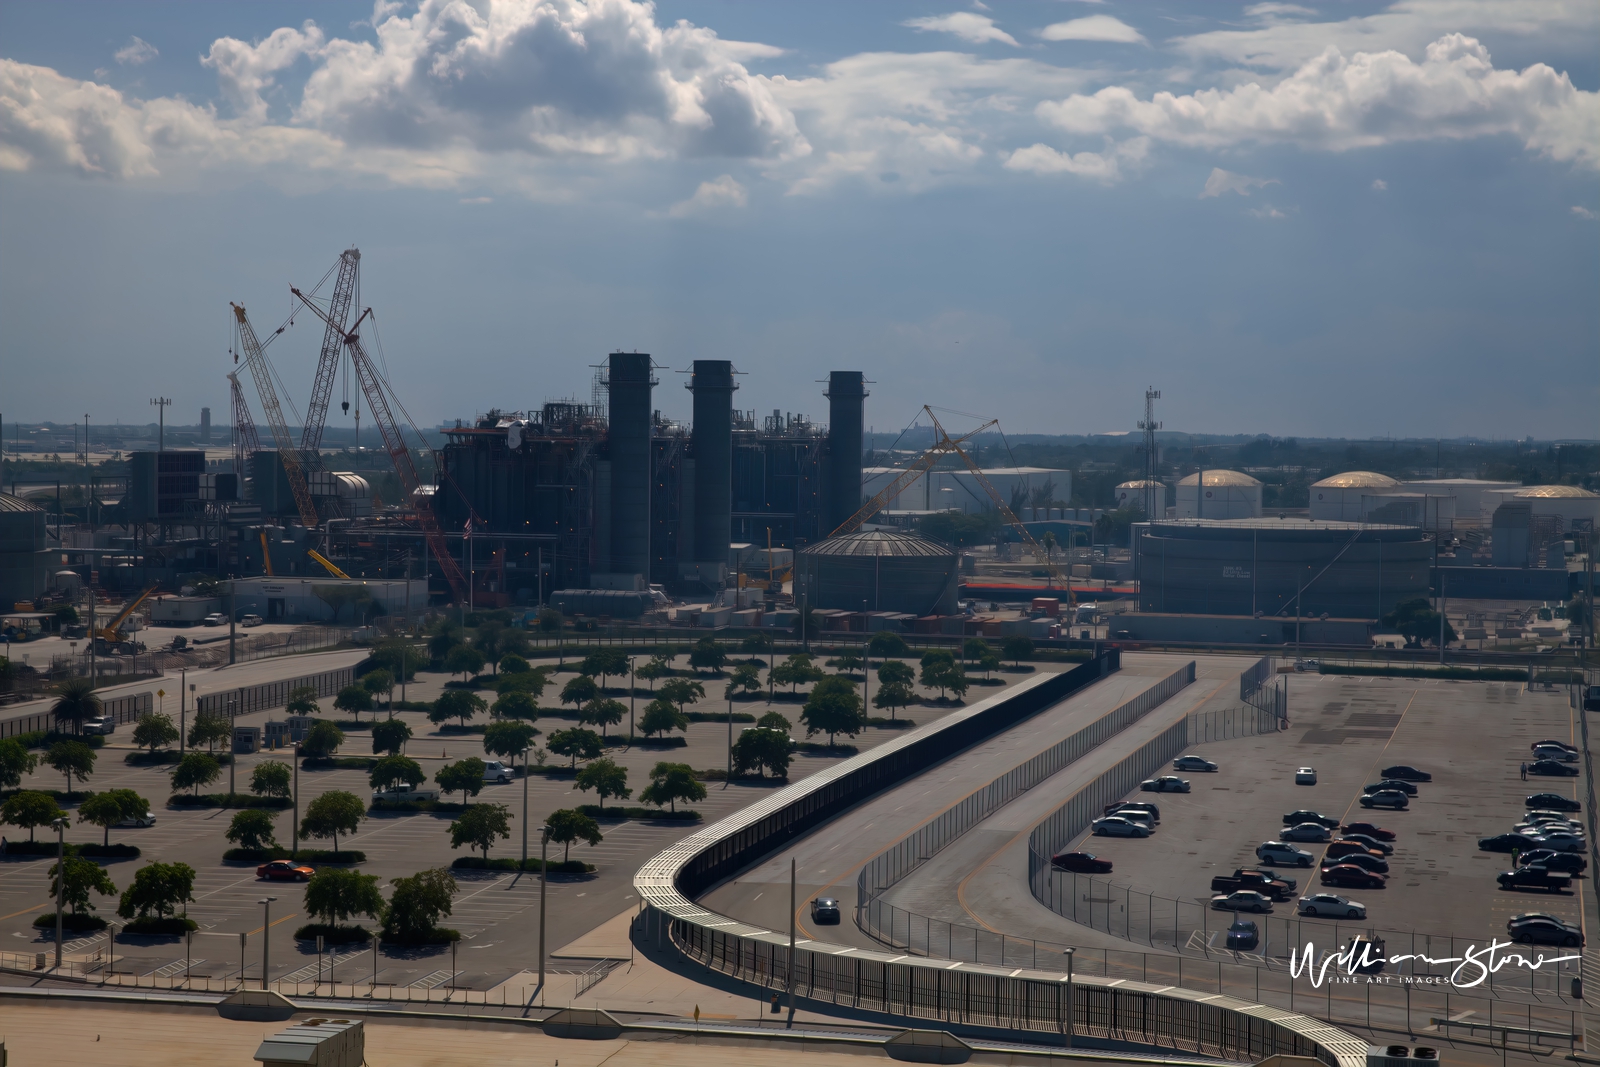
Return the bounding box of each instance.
[607,353,655,578]
[689,360,736,568]
[825,371,867,534]
[797,530,958,617]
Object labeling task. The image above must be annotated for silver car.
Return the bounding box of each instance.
[1211,890,1273,913]
[1140,776,1191,793]
[1092,816,1151,838]
[1280,822,1332,843]
[1174,755,1218,772]
[1256,841,1314,867]
[1297,893,1366,919]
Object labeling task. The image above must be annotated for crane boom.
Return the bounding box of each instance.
[300,248,360,459]
[229,372,262,478]
[232,303,320,529]
[96,584,160,643]
[307,547,351,579]
[829,418,997,537]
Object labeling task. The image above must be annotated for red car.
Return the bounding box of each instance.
[1341,822,1396,842]
[1052,851,1113,873]
[257,859,314,882]
[1321,864,1387,890]
[1325,840,1384,861]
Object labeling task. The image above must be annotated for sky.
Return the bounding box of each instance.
[1,0,1596,441]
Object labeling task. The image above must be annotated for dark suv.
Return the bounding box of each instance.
[810,897,841,924]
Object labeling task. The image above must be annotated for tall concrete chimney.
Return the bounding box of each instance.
[825,372,867,536]
[688,360,735,585]
[606,353,655,582]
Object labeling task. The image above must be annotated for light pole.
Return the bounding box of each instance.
[520,739,530,866]
[1063,947,1076,1048]
[259,896,277,989]
[53,816,67,968]
[227,697,236,797]
[538,828,549,1003]
[149,397,170,452]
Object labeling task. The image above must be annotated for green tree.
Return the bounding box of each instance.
[117,861,196,921]
[755,711,792,731]
[724,663,763,700]
[732,728,794,779]
[872,678,915,723]
[372,640,425,684]
[430,690,486,728]
[1382,598,1460,647]
[53,604,80,626]
[450,802,512,859]
[50,855,116,916]
[472,622,507,671]
[638,761,705,813]
[919,657,968,701]
[188,713,231,753]
[301,719,346,758]
[496,665,549,701]
[878,659,914,688]
[580,697,626,738]
[77,789,146,847]
[575,756,630,810]
[46,740,96,793]
[299,790,365,853]
[771,653,823,693]
[286,685,321,716]
[579,648,628,688]
[800,676,864,746]
[361,668,395,712]
[687,637,728,674]
[245,761,289,800]
[311,584,373,623]
[543,808,603,863]
[657,677,706,713]
[170,752,220,796]
[976,652,1001,679]
[428,619,464,661]
[383,868,458,941]
[547,727,604,768]
[535,607,563,634]
[434,758,485,804]
[370,718,413,756]
[0,737,38,789]
[963,637,993,663]
[50,676,102,735]
[305,867,385,927]
[370,755,426,793]
[559,674,599,710]
[635,656,671,691]
[225,809,279,851]
[829,649,864,676]
[482,721,536,768]
[740,633,773,656]
[867,631,909,658]
[498,653,531,674]
[132,712,179,753]
[333,684,375,721]
[2,790,64,842]
[638,698,688,739]
[1001,636,1035,666]
[444,643,486,680]
[491,690,538,721]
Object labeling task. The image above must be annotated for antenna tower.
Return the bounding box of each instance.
[1138,388,1161,520]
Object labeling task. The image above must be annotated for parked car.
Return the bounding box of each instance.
[1379,765,1431,782]
[1506,913,1584,947]
[1533,744,1579,763]
[1497,866,1572,893]
[1295,767,1318,785]
[1515,817,1583,835]
[1297,893,1366,919]
[1526,793,1581,812]
[1341,822,1396,841]
[1325,840,1385,862]
[1525,810,1584,827]
[1347,934,1387,974]
[1529,759,1580,778]
[1211,868,1297,898]
[1360,790,1409,810]
[240,614,264,627]
[481,760,513,784]
[203,613,227,626]
[114,812,157,828]
[1140,776,1190,793]
[810,897,841,924]
[1173,755,1218,772]
[1338,833,1394,855]
[372,786,441,803]
[1479,832,1548,853]
[1225,918,1260,950]
[1280,822,1333,843]
[1320,852,1389,875]
[1255,842,1314,868]
[257,859,314,882]
[1103,800,1161,822]
[1052,851,1113,873]
[1283,810,1341,828]
[1321,865,1387,890]
[1516,849,1587,874]
[1532,831,1586,853]
[1211,890,1273,913]
[1091,816,1150,838]
[1531,739,1579,756]
[80,715,116,736]
[1362,779,1419,797]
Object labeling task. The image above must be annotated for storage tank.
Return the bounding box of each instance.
[1309,471,1399,521]
[1505,485,1600,532]
[796,530,958,617]
[606,353,655,579]
[1114,479,1165,518]
[1174,470,1262,519]
[688,360,735,584]
[825,372,866,535]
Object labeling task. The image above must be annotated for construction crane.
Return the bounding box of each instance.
[300,248,360,461]
[289,287,470,603]
[308,548,351,579]
[232,303,320,529]
[95,584,159,649]
[229,372,262,479]
[830,416,998,537]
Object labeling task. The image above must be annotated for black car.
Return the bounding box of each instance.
[1338,833,1394,855]
[1532,739,1579,755]
[1479,832,1548,853]
[1321,865,1386,890]
[1341,822,1396,841]
[1497,866,1572,893]
[1225,918,1259,951]
[1526,793,1581,812]
[1516,849,1588,874]
[1380,765,1432,782]
[1321,851,1389,875]
[810,897,841,924]
[1362,779,1419,796]
[1506,913,1584,947]
[1282,810,1341,829]
[1052,851,1113,873]
[1530,759,1580,778]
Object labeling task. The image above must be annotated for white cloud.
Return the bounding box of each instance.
[1371,178,1388,190]
[668,174,747,216]
[1247,204,1289,219]
[1200,167,1277,197]
[1573,205,1598,220]
[1004,136,1148,183]
[460,195,493,203]
[1244,3,1317,18]
[202,22,325,125]
[114,37,159,67]
[1035,35,1600,169]
[904,13,1018,47]
[1037,16,1146,45]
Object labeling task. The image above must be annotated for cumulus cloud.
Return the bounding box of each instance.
[1035,35,1600,169]
[1037,16,1146,45]
[668,174,747,215]
[202,22,325,125]
[904,13,1018,47]
[1573,205,1598,220]
[1004,136,1148,183]
[1371,178,1387,190]
[1248,204,1289,219]
[1200,167,1277,197]
[114,37,159,66]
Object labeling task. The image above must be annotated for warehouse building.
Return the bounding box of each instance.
[225,577,428,624]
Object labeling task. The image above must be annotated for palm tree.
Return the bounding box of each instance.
[51,677,102,735]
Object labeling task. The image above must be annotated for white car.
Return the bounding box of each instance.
[1140,776,1191,793]
[1091,816,1151,838]
[1211,890,1273,913]
[1533,745,1579,763]
[1280,822,1333,843]
[1108,808,1155,830]
[1295,767,1318,785]
[1297,893,1366,919]
[482,760,513,783]
[372,786,440,803]
[80,715,116,736]
[1256,841,1315,867]
[1174,755,1218,772]
[240,614,264,627]
[203,613,227,626]
[1535,831,1587,853]
[114,813,157,828]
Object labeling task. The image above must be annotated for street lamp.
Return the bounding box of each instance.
[1063,947,1076,1048]
[538,827,550,1004]
[259,896,277,990]
[53,816,68,968]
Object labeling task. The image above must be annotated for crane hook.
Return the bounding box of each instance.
[341,401,350,414]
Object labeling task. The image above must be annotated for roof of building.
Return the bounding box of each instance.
[0,492,43,513]
[1515,484,1598,499]
[1116,479,1167,489]
[1311,471,1400,489]
[1147,517,1427,541]
[1175,470,1261,488]
[800,530,957,558]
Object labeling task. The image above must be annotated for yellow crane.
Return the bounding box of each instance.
[95,584,160,644]
[307,548,351,579]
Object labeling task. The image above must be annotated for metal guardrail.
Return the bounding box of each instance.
[0,691,151,740]
[634,651,1368,1067]
[195,665,356,719]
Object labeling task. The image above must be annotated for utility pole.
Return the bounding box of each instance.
[786,857,797,1028]
[54,817,67,968]
[538,829,549,1003]
[150,397,171,452]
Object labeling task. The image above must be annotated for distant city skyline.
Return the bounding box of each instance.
[1,1,1595,438]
